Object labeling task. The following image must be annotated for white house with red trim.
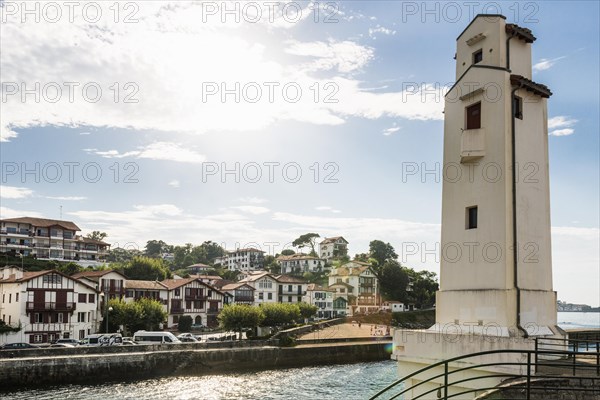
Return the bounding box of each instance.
[0,266,100,344]
[160,278,228,328]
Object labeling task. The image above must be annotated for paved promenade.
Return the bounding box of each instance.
[297,322,391,341]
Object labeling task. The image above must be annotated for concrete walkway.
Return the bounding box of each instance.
[297,323,391,341]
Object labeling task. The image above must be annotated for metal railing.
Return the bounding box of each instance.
[370,337,600,400]
[26,302,76,312]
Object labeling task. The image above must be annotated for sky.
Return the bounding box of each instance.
[0,1,598,306]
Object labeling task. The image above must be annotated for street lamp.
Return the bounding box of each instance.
[106,306,113,333]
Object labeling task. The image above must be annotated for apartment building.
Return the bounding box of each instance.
[0,266,100,344]
[277,253,327,274]
[215,248,265,271]
[0,217,110,267]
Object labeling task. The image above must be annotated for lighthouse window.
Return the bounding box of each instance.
[466,206,478,229]
[466,102,481,130]
[513,96,523,119]
[473,49,483,64]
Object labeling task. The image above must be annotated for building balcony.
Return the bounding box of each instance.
[0,230,31,236]
[102,287,124,295]
[185,295,208,301]
[234,295,254,302]
[279,290,305,295]
[170,308,185,314]
[26,302,76,312]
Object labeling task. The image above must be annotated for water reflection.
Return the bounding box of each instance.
[3,361,397,400]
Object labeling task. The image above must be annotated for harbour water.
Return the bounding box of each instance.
[3,313,598,399]
[557,311,600,330]
[1,360,398,400]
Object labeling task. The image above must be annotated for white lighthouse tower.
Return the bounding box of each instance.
[393,14,564,397]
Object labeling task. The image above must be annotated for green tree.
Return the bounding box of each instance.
[218,304,265,340]
[260,303,301,327]
[178,315,193,332]
[354,253,370,262]
[56,262,82,275]
[219,269,241,281]
[137,297,168,330]
[144,240,169,257]
[281,249,295,256]
[407,269,439,309]
[297,302,318,320]
[103,298,166,335]
[121,256,171,280]
[368,240,398,281]
[107,247,143,263]
[86,231,108,241]
[379,260,410,301]
[292,233,320,256]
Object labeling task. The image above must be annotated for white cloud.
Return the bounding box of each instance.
[0,206,44,219]
[230,206,270,215]
[548,116,577,129]
[533,56,566,72]
[85,142,206,163]
[368,26,397,39]
[315,206,342,213]
[548,116,577,137]
[549,128,575,137]
[46,196,87,201]
[285,39,374,73]
[1,186,34,199]
[168,180,180,188]
[382,126,400,136]
[1,3,444,141]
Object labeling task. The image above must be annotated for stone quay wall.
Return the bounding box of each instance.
[0,341,391,389]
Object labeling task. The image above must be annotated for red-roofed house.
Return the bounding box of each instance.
[0,266,100,344]
[160,278,228,328]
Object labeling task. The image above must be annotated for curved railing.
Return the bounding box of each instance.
[370,337,600,400]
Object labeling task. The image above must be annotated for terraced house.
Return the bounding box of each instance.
[160,278,228,328]
[0,266,100,344]
[0,217,110,267]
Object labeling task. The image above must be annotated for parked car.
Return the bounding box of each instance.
[122,339,137,346]
[49,343,75,348]
[177,333,195,340]
[55,338,80,346]
[178,336,199,343]
[133,331,181,344]
[190,324,206,331]
[0,342,40,350]
[80,334,122,347]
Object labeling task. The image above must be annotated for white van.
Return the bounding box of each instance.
[133,331,181,344]
[81,333,123,346]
